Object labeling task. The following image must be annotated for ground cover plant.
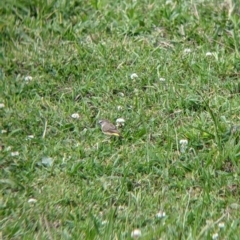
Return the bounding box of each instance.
[1,0,240,239]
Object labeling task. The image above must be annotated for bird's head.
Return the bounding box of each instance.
[98,119,108,126]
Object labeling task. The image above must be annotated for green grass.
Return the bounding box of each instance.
[1,0,240,239]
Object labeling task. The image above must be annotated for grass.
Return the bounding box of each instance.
[1,0,240,239]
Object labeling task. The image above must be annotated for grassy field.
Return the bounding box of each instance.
[1,0,240,239]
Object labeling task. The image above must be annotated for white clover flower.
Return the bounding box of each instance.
[180,139,188,153]
[6,146,12,151]
[206,52,213,57]
[131,73,138,79]
[0,103,5,108]
[212,233,219,240]
[28,198,37,204]
[230,203,240,209]
[218,222,225,229]
[131,229,142,238]
[116,118,125,127]
[1,130,7,134]
[27,135,34,139]
[206,220,213,225]
[117,106,123,111]
[166,0,173,4]
[71,113,80,119]
[11,151,19,156]
[24,76,33,81]
[118,205,125,211]
[119,92,125,97]
[183,48,191,54]
[82,128,87,134]
[159,77,166,82]
[134,88,139,96]
[101,220,108,225]
[41,157,53,167]
[156,210,166,218]
[180,139,188,145]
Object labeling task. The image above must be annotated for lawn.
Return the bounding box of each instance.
[1,0,240,239]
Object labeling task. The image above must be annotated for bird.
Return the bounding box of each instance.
[98,119,121,137]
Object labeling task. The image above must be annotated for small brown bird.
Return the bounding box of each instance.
[98,119,121,137]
